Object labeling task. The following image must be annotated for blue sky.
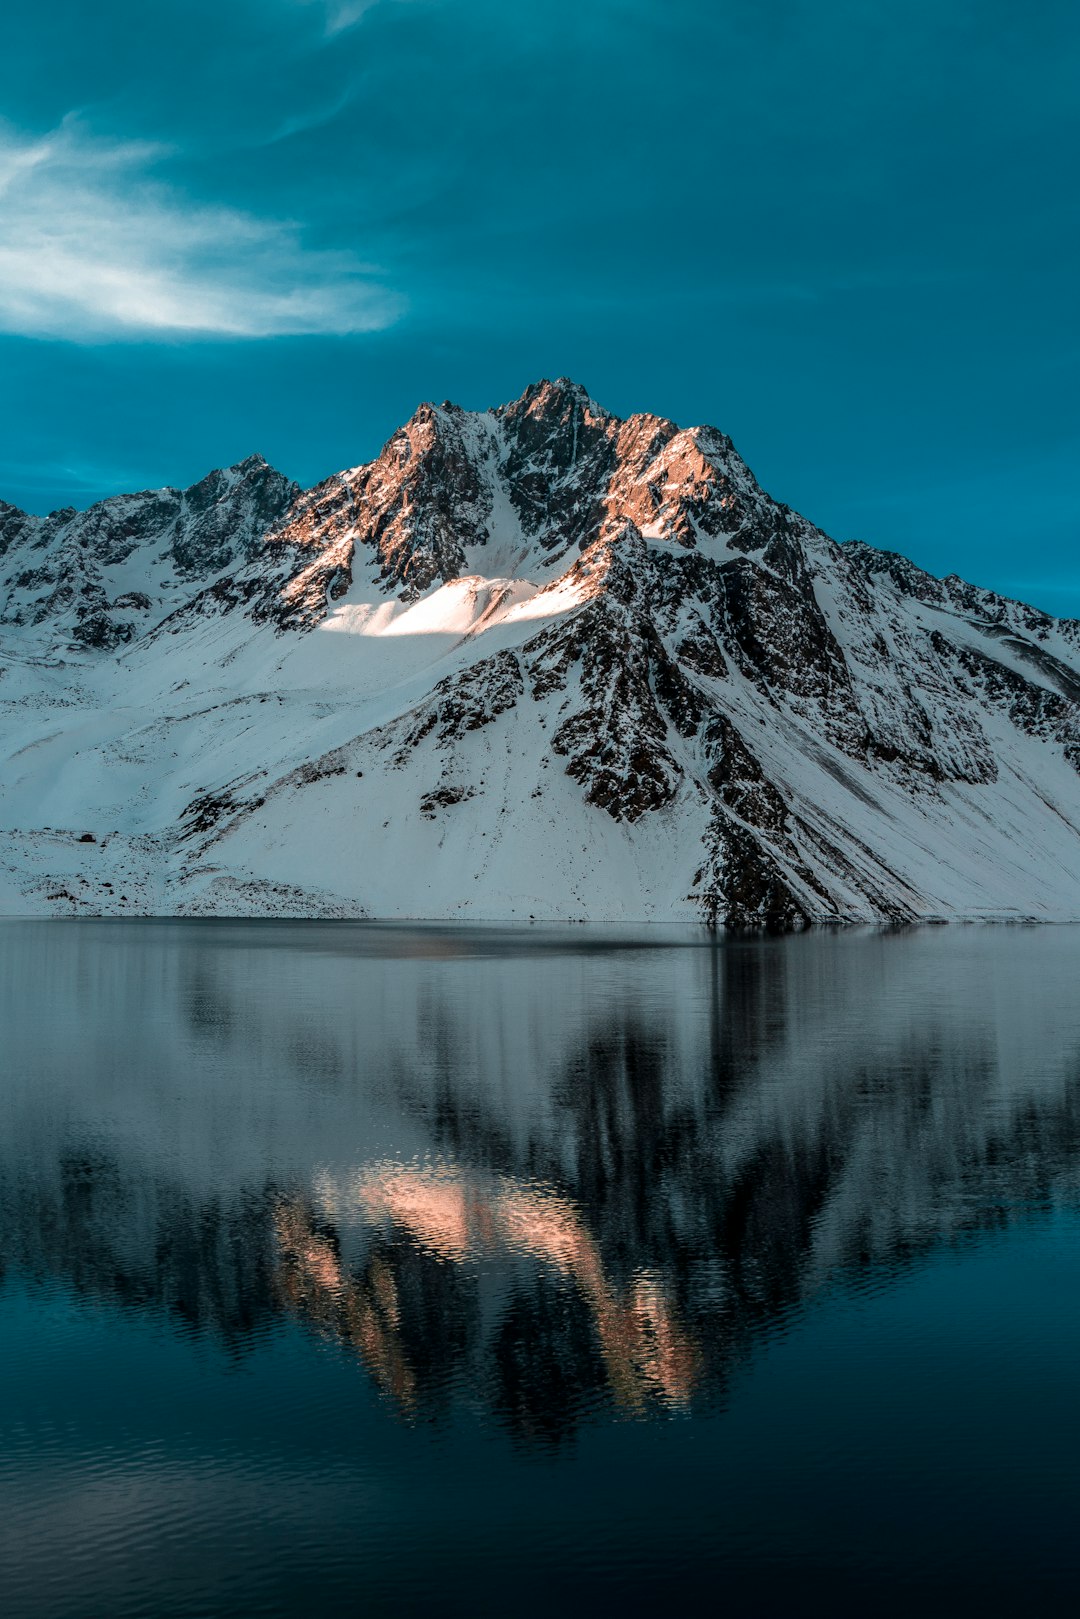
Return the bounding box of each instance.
[1,0,1077,610]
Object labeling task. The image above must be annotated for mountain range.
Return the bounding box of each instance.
[2,377,1080,925]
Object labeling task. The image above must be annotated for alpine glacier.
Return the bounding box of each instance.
[2,378,1080,925]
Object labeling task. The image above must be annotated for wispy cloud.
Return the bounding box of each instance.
[0,120,402,340]
[254,84,359,149]
[321,0,383,33]
[291,0,414,38]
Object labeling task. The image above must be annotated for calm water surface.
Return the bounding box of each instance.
[2,920,1080,1616]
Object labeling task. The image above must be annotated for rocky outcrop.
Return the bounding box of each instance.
[0,455,298,649]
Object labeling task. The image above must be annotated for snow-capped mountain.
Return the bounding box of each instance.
[3,378,1080,924]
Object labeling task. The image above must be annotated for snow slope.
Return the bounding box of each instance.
[2,378,1080,924]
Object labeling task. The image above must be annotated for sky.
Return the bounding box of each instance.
[1,0,1077,611]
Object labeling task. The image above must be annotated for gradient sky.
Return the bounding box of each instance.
[1,1,1077,610]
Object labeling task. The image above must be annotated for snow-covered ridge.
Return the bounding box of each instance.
[2,378,1080,925]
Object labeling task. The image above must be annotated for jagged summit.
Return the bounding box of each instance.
[2,382,1080,926]
[494,375,607,421]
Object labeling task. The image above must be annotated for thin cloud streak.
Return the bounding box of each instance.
[290,0,421,39]
[0,120,402,340]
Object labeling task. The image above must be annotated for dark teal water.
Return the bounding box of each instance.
[2,920,1080,1617]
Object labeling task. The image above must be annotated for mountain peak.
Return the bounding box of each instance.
[498,377,607,421]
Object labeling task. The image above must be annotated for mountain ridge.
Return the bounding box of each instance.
[2,378,1080,926]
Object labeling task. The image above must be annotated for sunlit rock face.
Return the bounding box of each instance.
[2,380,1080,924]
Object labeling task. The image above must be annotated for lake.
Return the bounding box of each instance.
[2,920,1079,1616]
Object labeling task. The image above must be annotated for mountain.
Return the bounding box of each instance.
[2,377,1080,925]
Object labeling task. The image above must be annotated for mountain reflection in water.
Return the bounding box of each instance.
[3,919,1080,1456]
[277,1164,698,1422]
[5,921,1080,1615]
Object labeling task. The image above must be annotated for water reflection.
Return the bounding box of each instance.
[281,1164,698,1420]
[2,921,1080,1445]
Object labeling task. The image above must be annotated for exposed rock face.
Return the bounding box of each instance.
[0,455,298,649]
[2,379,1080,926]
